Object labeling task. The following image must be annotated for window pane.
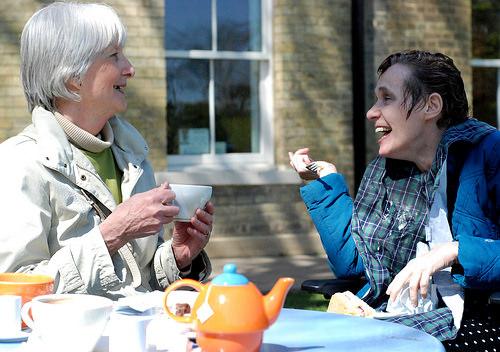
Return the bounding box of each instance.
[215,60,260,153]
[217,0,261,51]
[167,59,210,155]
[165,0,211,50]
[472,68,498,128]
[472,0,500,59]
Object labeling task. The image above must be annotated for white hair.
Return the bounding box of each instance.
[20,2,127,112]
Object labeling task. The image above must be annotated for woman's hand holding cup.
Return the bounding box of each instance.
[99,183,179,255]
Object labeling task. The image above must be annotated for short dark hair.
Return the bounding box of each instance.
[377,50,469,128]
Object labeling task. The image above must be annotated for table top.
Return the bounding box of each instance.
[262,308,445,351]
[0,308,445,352]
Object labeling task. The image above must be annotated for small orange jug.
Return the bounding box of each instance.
[163,264,294,352]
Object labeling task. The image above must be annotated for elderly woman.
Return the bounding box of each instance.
[290,50,499,350]
[0,2,213,299]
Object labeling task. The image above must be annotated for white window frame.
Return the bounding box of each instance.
[165,0,274,171]
[470,59,500,129]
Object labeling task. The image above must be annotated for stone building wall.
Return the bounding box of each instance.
[273,0,355,189]
[0,1,36,141]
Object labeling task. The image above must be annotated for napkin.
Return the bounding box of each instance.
[386,283,438,315]
[386,242,438,316]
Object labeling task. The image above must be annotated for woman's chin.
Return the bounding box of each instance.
[378,148,395,159]
[114,102,128,114]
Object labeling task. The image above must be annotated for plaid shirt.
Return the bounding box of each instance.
[351,119,496,341]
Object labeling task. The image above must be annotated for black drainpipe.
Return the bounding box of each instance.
[351,0,366,193]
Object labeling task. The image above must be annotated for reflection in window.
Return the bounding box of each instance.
[471,0,499,128]
[215,60,260,153]
[217,0,261,52]
[165,0,211,50]
[167,59,210,154]
[472,68,498,128]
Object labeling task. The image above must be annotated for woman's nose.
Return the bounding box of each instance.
[123,57,135,78]
[366,104,380,121]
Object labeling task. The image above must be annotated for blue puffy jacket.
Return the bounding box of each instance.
[301,129,500,289]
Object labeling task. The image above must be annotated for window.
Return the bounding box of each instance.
[165,0,273,169]
[471,0,499,128]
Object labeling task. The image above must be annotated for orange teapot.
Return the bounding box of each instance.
[163,263,294,352]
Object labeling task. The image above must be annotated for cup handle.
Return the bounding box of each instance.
[21,301,34,329]
[163,279,203,324]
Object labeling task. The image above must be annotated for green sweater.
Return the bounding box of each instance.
[54,112,123,204]
[81,148,122,204]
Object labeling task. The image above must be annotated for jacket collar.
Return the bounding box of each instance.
[108,115,149,169]
[28,107,149,178]
[31,106,75,177]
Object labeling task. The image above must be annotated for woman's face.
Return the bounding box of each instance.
[366,64,429,162]
[78,45,135,123]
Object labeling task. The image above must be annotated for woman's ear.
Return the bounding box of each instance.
[424,93,443,121]
[66,78,81,92]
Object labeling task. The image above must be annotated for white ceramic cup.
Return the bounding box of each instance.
[0,295,21,335]
[108,314,153,352]
[21,294,113,352]
[170,184,212,221]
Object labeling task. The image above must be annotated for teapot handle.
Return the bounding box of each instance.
[163,279,204,324]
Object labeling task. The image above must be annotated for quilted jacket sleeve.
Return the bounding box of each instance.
[300,173,364,278]
[453,131,500,289]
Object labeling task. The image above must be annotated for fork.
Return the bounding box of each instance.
[306,161,320,173]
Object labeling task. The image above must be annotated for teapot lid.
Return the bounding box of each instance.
[211,264,249,286]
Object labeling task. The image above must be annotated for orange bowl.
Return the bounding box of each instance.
[0,272,54,302]
[0,272,54,327]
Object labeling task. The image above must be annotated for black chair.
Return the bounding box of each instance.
[489,291,500,305]
[302,278,500,306]
[301,277,367,299]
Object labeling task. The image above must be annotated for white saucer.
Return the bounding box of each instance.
[0,329,30,342]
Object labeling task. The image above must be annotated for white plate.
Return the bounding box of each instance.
[373,311,409,320]
[114,290,199,316]
[0,329,30,342]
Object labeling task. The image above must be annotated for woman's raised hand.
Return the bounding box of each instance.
[288,148,318,180]
[288,148,337,180]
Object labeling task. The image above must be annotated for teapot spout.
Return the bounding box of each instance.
[264,277,295,325]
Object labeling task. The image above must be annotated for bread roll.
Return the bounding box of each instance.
[327,291,375,318]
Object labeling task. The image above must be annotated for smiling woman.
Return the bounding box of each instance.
[20,3,127,113]
[366,64,445,171]
[289,50,500,350]
[57,45,135,135]
[0,2,214,300]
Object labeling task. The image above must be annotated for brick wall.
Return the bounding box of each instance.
[0,1,36,140]
[206,184,324,258]
[0,0,167,169]
[273,0,355,191]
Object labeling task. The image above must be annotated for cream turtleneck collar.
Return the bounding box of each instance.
[54,112,114,153]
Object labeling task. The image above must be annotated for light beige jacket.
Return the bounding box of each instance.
[0,107,210,299]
